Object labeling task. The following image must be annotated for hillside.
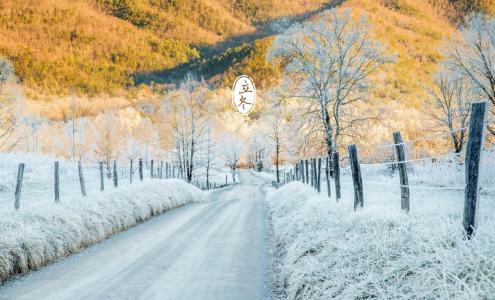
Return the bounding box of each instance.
[0,0,328,95]
[0,0,493,104]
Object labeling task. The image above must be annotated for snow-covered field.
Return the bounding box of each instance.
[0,153,206,282]
[267,159,495,299]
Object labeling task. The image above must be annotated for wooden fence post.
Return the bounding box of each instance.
[139,158,143,181]
[305,160,309,185]
[463,102,488,239]
[106,161,111,179]
[334,151,341,201]
[150,159,154,179]
[129,159,133,184]
[348,144,363,210]
[54,161,60,202]
[99,161,104,191]
[14,163,25,209]
[301,160,305,183]
[325,156,331,198]
[393,131,410,212]
[113,160,118,188]
[225,174,228,186]
[317,157,322,193]
[160,161,164,179]
[313,159,317,189]
[78,161,87,197]
[310,159,314,187]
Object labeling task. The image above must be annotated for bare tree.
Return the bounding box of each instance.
[268,9,391,196]
[204,122,215,188]
[0,58,20,152]
[445,13,495,134]
[0,58,13,90]
[427,66,476,153]
[263,96,286,184]
[165,73,212,183]
[223,135,244,183]
[247,131,267,170]
[94,111,120,177]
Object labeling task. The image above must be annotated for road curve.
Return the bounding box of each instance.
[0,171,272,300]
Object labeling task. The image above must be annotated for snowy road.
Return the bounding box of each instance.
[0,171,272,300]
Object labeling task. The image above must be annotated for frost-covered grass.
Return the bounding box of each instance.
[0,178,206,282]
[268,173,495,298]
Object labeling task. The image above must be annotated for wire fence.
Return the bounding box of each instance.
[279,102,493,239]
[0,156,234,210]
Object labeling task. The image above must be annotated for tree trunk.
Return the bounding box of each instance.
[276,139,280,183]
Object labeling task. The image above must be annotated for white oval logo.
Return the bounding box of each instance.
[232,75,256,115]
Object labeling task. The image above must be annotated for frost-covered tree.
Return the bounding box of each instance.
[268,9,391,193]
[0,58,14,91]
[427,66,477,153]
[247,131,267,170]
[165,73,212,183]
[0,59,19,152]
[94,111,120,177]
[262,91,288,183]
[222,135,244,183]
[445,13,495,134]
[203,123,215,188]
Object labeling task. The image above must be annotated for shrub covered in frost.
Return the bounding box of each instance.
[267,182,495,299]
[0,179,206,282]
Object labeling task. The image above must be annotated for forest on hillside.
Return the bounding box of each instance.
[0,0,492,97]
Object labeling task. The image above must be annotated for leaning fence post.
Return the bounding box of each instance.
[78,161,87,197]
[113,160,118,188]
[463,102,488,239]
[348,144,363,210]
[139,158,143,181]
[334,151,341,201]
[14,163,25,209]
[393,131,410,213]
[99,161,104,191]
[54,161,60,202]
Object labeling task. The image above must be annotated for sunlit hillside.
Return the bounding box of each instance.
[0,0,328,96]
[0,0,494,123]
[343,0,455,108]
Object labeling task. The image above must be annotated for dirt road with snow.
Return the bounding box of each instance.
[0,171,272,300]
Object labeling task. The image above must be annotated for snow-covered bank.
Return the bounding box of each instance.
[267,182,495,299]
[0,179,206,282]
